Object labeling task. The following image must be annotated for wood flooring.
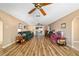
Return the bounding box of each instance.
[0,37,79,56]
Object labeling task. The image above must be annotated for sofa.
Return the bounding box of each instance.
[18,31,34,41]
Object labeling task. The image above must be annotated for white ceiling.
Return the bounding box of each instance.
[0,3,79,25]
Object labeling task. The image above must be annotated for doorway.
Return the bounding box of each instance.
[72,17,79,50]
[0,20,3,48]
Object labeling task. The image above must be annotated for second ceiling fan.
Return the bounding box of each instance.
[28,3,51,16]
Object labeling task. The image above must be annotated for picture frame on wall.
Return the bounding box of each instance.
[61,23,66,28]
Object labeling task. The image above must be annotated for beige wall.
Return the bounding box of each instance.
[27,25,34,32]
[0,20,3,44]
[49,9,79,47]
[0,10,28,48]
[72,17,79,50]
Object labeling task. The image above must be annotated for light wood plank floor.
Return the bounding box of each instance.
[0,37,79,56]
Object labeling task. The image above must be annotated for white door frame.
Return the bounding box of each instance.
[0,20,3,46]
[72,16,79,49]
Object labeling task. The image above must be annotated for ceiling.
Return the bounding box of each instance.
[0,3,79,25]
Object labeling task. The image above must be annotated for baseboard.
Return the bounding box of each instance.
[2,41,15,48]
[67,44,79,51]
[72,46,79,51]
[66,44,72,48]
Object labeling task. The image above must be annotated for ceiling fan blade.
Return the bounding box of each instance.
[40,3,51,6]
[39,8,46,16]
[28,8,36,14]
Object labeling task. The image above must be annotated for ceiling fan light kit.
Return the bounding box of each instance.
[36,14,40,17]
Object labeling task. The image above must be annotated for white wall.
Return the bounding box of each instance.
[0,10,28,48]
[49,10,79,47]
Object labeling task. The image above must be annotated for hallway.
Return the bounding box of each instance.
[0,37,79,56]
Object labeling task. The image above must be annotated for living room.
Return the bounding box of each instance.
[0,3,79,56]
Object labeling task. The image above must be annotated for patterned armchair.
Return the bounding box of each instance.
[50,31,62,43]
[50,31,66,45]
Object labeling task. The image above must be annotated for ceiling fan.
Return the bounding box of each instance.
[28,3,51,16]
